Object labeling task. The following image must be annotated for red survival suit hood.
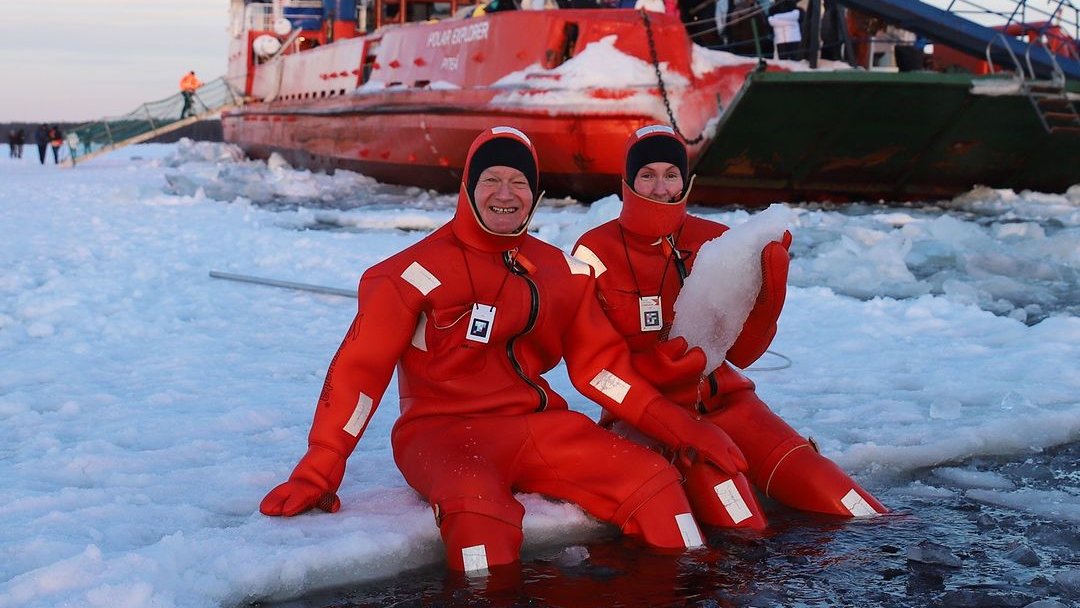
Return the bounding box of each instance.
[619,125,695,239]
[452,126,541,252]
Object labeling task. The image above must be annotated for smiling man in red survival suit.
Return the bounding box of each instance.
[572,125,887,529]
[260,126,750,573]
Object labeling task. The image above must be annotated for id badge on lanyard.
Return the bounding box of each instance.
[639,295,663,332]
[467,303,496,343]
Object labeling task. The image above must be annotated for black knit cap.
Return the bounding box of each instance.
[467,137,538,200]
[624,128,688,184]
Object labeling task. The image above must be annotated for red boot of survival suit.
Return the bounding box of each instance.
[761,440,887,517]
[620,478,705,550]
[439,511,524,573]
[702,380,887,518]
[680,459,767,530]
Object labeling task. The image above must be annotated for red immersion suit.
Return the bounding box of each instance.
[261,127,746,573]
[573,126,886,528]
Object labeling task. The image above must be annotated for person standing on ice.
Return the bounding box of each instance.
[572,125,887,529]
[34,124,49,165]
[260,126,749,574]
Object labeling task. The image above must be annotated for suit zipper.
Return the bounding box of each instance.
[504,251,547,412]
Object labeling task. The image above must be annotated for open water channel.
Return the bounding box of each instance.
[257,442,1079,608]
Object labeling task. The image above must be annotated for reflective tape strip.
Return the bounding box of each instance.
[343,393,373,437]
[563,252,592,276]
[571,244,607,278]
[842,489,879,517]
[491,125,531,145]
[714,479,753,524]
[635,124,676,139]
[411,312,428,351]
[589,369,630,404]
[461,544,489,573]
[675,512,703,548]
[401,261,440,296]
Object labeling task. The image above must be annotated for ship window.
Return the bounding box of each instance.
[414,80,430,88]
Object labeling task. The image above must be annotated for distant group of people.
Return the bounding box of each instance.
[6,124,65,164]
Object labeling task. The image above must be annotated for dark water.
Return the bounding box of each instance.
[255,443,1079,608]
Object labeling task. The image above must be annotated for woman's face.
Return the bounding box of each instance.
[632,162,684,202]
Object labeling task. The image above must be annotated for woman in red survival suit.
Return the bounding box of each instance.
[260,126,750,573]
[572,125,887,530]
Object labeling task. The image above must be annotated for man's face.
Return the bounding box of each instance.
[473,165,533,234]
[632,162,684,202]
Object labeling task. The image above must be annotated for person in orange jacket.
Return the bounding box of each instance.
[260,126,750,574]
[179,70,202,118]
[572,125,887,530]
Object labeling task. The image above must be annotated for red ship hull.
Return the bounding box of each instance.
[223,8,763,200]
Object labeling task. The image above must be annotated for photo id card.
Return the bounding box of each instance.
[467,303,496,343]
[639,296,663,332]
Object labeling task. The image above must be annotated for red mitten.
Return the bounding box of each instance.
[630,337,707,405]
[636,399,748,476]
[260,444,346,516]
[727,231,791,368]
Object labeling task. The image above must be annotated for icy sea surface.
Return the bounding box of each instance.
[0,141,1077,608]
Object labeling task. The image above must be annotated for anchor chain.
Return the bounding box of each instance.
[640,10,704,145]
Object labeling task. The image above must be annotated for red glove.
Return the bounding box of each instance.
[630,337,707,406]
[260,444,346,516]
[727,231,791,368]
[636,398,748,476]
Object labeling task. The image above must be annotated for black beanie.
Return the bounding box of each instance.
[467,137,538,199]
[624,131,688,183]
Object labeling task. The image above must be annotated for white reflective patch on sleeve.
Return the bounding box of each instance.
[842,489,879,517]
[490,126,531,145]
[401,261,441,296]
[570,244,606,277]
[343,393,374,437]
[675,512,703,548]
[589,369,630,404]
[461,544,489,573]
[714,479,753,524]
[563,252,592,276]
[411,312,428,351]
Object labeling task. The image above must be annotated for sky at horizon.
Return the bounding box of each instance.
[0,0,1059,123]
[1,1,228,123]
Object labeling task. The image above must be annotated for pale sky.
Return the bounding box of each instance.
[1,1,229,122]
[0,0,1054,123]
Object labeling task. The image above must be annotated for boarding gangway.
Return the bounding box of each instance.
[60,77,244,167]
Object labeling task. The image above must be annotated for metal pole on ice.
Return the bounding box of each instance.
[209,271,355,298]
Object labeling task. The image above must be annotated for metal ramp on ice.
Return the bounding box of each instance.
[60,77,242,167]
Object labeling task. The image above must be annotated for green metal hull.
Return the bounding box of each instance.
[692,70,1080,204]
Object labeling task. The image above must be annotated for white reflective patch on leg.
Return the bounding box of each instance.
[461,544,489,573]
[842,489,879,517]
[675,512,703,548]
[589,369,630,404]
[714,479,752,524]
[411,312,428,351]
[570,245,606,277]
[401,261,441,296]
[343,393,373,437]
